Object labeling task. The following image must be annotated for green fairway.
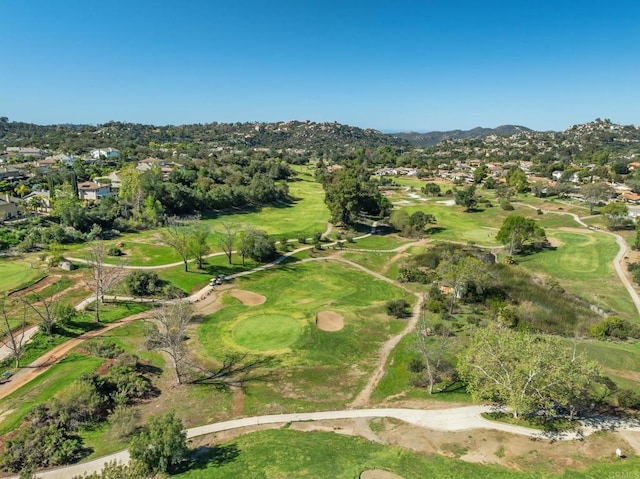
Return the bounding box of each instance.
[517,230,635,319]
[198,260,414,412]
[67,177,329,267]
[0,257,46,294]
[230,314,304,352]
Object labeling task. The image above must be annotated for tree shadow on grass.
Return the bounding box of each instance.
[183,444,240,472]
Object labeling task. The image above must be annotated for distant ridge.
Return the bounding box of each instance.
[392,125,535,147]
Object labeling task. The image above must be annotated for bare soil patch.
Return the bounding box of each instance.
[547,237,563,248]
[8,274,58,297]
[229,289,266,306]
[372,418,629,473]
[360,470,405,479]
[316,311,344,331]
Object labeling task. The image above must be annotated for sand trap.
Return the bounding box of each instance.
[316,311,344,331]
[436,199,456,206]
[229,289,266,306]
[360,471,405,479]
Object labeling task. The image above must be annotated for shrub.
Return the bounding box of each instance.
[85,339,124,358]
[108,405,140,441]
[107,246,123,256]
[500,198,514,211]
[589,316,640,340]
[408,358,426,373]
[386,298,410,318]
[55,303,77,325]
[125,271,163,297]
[617,389,640,409]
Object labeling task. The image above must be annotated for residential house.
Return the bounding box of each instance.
[44,153,76,167]
[23,190,51,213]
[90,147,120,160]
[5,147,46,160]
[0,194,21,220]
[136,158,184,179]
[78,181,111,201]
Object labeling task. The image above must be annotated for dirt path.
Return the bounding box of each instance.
[0,311,152,401]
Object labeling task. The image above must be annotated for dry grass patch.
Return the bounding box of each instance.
[361,470,405,479]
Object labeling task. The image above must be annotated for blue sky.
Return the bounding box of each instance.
[2,0,639,131]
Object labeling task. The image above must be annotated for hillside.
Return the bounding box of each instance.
[0,118,410,156]
[392,125,535,146]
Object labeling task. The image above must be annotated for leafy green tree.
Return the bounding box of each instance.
[506,166,529,193]
[386,298,410,318]
[129,412,188,475]
[454,185,478,212]
[125,271,163,296]
[421,182,441,196]
[601,201,631,230]
[323,165,388,226]
[472,163,489,184]
[496,215,547,255]
[581,182,611,215]
[458,326,606,419]
[436,255,488,313]
[238,228,276,263]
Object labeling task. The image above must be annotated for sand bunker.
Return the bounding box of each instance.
[316,311,344,331]
[360,471,405,479]
[229,289,266,306]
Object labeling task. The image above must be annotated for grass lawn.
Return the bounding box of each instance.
[517,231,636,319]
[343,233,413,250]
[66,177,329,267]
[372,332,470,404]
[0,353,103,435]
[197,260,414,413]
[0,257,47,294]
[174,428,640,478]
[569,339,640,392]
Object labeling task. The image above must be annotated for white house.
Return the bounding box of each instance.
[90,148,120,160]
[78,181,111,201]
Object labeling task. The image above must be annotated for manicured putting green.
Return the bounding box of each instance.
[230,314,303,351]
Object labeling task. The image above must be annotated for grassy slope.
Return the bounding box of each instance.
[174,428,640,479]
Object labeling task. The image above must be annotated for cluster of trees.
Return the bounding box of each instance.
[0,349,153,474]
[388,210,436,238]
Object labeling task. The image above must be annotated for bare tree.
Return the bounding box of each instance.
[85,242,125,322]
[146,300,194,385]
[20,288,60,336]
[216,222,240,265]
[160,217,193,272]
[188,222,211,270]
[1,296,29,367]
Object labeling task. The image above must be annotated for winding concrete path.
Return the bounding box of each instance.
[13,405,640,479]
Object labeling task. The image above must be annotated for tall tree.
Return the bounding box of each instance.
[415,303,455,394]
[188,222,210,270]
[160,217,192,272]
[457,326,606,419]
[454,185,478,212]
[436,255,488,313]
[581,182,611,215]
[216,222,239,265]
[85,242,125,322]
[146,300,194,385]
[496,215,547,255]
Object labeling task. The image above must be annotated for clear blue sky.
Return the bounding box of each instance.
[2,0,639,132]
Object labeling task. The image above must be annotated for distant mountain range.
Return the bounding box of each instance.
[391,125,535,147]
